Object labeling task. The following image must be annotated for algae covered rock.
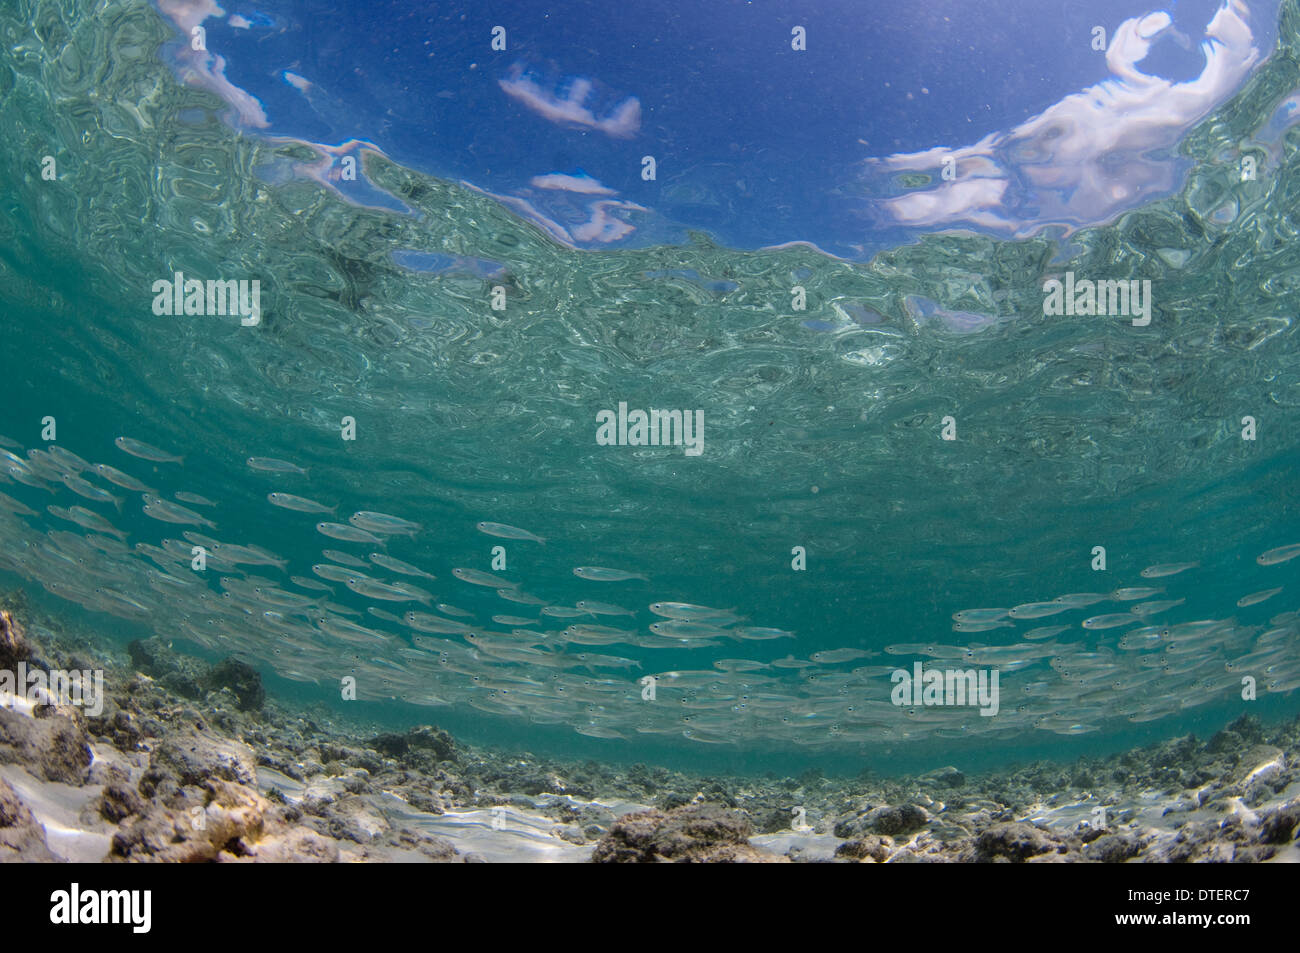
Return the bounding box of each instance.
[591,803,786,863]
[0,777,58,862]
[0,706,93,784]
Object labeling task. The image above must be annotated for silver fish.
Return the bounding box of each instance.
[476,521,546,544]
[1130,598,1185,617]
[47,446,93,473]
[1007,602,1071,620]
[349,511,421,536]
[1023,624,1070,641]
[573,566,649,582]
[92,463,154,493]
[268,491,335,513]
[1139,561,1199,578]
[1053,593,1111,607]
[175,491,216,507]
[1237,587,1283,608]
[1111,587,1164,601]
[809,648,871,664]
[248,456,308,476]
[576,600,635,617]
[316,522,384,545]
[1082,613,1141,629]
[346,577,429,603]
[61,473,122,509]
[116,436,184,464]
[496,588,547,605]
[649,602,739,623]
[952,620,1014,632]
[65,505,125,539]
[1257,543,1300,566]
[951,608,1010,623]
[313,563,365,583]
[453,567,517,588]
[732,626,795,641]
[369,553,435,579]
[142,496,215,529]
[493,615,539,627]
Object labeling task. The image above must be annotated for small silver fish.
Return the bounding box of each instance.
[1139,562,1199,578]
[809,648,871,664]
[476,521,546,544]
[116,436,184,464]
[268,491,335,513]
[951,608,1009,623]
[1023,625,1069,641]
[142,497,215,528]
[248,456,308,476]
[1237,587,1283,608]
[1082,613,1140,629]
[732,626,795,641]
[1053,593,1111,607]
[369,553,435,579]
[313,564,365,583]
[496,588,547,606]
[492,615,538,627]
[47,446,93,473]
[573,566,649,582]
[175,491,216,507]
[65,505,125,539]
[576,600,635,617]
[316,522,384,545]
[346,577,427,603]
[952,620,1014,632]
[349,511,421,536]
[61,473,122,509]
[541,606,587,618]
[1111,587,1164,601]
[453,567,517,588]
[1007,602,1070,620]
[648,602,740,623]
[1257,543,1300,566]
[92,463,154,493]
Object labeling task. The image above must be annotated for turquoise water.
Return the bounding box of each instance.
[2,0,1300,776]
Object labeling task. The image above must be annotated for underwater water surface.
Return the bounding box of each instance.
[1,0,1299,790]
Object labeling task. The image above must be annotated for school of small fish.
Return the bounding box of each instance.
[0,431,1297,747]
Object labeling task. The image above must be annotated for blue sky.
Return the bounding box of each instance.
[167,0,1278,258]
